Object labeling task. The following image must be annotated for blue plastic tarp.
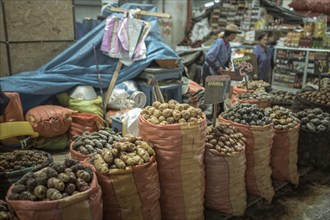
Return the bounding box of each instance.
[0,3,183,111]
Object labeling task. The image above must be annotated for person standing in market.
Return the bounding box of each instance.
[202,23,240,116]
[253,32,274,83]
[202,23,241,86]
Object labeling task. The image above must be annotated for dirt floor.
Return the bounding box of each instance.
[206,167,330,220]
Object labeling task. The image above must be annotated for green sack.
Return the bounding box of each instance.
[68,96,104,118]
[33,133,69,150]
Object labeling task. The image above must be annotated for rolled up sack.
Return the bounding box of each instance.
[218,116,274,203]
[139,115,206,220]
[271,125,300,185]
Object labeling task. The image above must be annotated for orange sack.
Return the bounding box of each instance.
[204,149,247,216]
[139,115,207,220]
[25,105,74,138]
[69,113,104,139]
[3,92,24,122]
[218,117,274,203]
[6,166,103,220]
[271,125,300,185]
[70,142,90,162]
[92,156,161,220]
[231,95,270,109]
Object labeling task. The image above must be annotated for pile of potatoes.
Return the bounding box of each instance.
[270,90,296,104]
[91,134,155,174]
[299,90,330,106]
[236,90,272,101]
[72,129,123,155]
[8,159,93,201]
[236,80,270,91]
[0,200,17,220]
[0,150,48,172]
[265,106,300,130]
[296,108,330,132]
[141,100,203,125]
[222,103,272,126]
[206,124,247,156]
[309,78,330,90]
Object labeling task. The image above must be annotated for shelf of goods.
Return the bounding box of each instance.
[272,46,330,92]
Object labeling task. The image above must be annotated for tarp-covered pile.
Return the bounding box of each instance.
[0,3,183,111]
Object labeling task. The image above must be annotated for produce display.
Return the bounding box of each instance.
[270,90,296,104]
[205,124,247,156]
[265,106,300,130]
[296,108,330,132]
[222,103,272,126]
[141,100,203,125]
[91,134,155,173]
[309,78,330,89]
[72,130,123,155]
[235,80,270,91]
[7,159,93,201]
[0,150,49,172]
[236,91,272,100]
[0,200,17,220]
[298,90,330,106]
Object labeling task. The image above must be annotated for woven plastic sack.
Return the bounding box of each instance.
[6,163,103,220]
[25,105,74,138]
[3,92,24,122]
[70,142,91,162]
[232,85,253,96]
[298,128,330,170]
[218,117,274,203]
[68,96,104,118]
[271,125,300,185]
[91,156,161,220]
[139,115,206,220]
[0,150,52,200]
[33,133,69,151]
[289,0,308,11]
[69,113,104,139]
[306,0,330,14]
[231,95,271,109]
[204,149,246,216]
[291,94,330,113]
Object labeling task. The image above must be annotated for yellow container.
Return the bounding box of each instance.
[0,122,39,140]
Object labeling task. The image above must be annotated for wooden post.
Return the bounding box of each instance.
[244,75,249,92]
[103,61,123,109]
[212,104,217,127]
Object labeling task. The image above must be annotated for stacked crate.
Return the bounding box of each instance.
[0,0,75,77]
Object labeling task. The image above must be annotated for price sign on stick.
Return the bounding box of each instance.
[204,75,230,127]
[204,75,230,104]
[233,56,255,77]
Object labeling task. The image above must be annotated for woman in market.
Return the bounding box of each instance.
[202,23,241,86]
[202,23,240,116]
[253,32,274,83]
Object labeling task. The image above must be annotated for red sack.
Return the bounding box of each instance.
[306,0,330,14]
[289,0,308,11]
[25,105,74,138]
[271,125,300,185]
[70,142,90,162]
[69,113,104,139]
[139,115,206,220]
[218,117,274,203]
[3,92,24,122]
[231,95,271,109]
[91,156,161,220]
[205,149,246,216]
